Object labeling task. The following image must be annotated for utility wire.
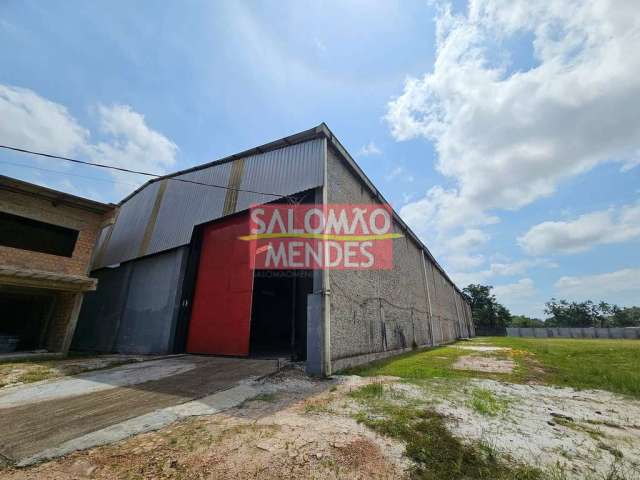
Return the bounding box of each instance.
[0,144,289,199]
[0,160,140,187]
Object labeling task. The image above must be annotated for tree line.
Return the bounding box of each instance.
[462,284,640,331]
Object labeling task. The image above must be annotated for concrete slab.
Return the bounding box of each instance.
[0,356,197,408]
[0,356,279,464]
[17,382,264,466]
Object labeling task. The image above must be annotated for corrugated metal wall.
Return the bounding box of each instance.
[93,139,324,269]
[73,247,188,354]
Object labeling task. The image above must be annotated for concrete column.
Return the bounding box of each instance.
[60,292,84,354]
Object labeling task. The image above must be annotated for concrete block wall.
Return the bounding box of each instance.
[507,327,640,339]
[326,148,469,370]
[0,188,105,276]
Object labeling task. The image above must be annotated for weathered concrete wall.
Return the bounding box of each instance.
[507,327,640,339]
[326,148,468,370]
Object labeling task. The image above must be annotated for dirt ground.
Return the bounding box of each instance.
[452,355,516,373]
[0,369,409,480]
[2,345,640,479]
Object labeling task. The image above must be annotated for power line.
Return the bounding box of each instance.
[0,160,140,187]
[0,144,288,198]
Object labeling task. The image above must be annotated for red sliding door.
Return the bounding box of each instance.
[186,214,254,355]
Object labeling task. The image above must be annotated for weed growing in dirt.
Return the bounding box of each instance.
[349,384,546,480]
[303,397,332,414]
[348,382,384,400]
[467,388,511,416]
[341,343,534,384]
[251,393,277,402]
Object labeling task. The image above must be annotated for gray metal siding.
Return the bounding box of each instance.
[93,139,324,269]
[235,139,324,211]
[99,181,160,267]
[72,262,133,352]
[147,164,232,255]
[113,247,188,354]
[73,247,188,354]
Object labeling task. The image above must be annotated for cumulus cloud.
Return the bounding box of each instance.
[389,0,640,232]
[0,84,88,156]
[445,253,485,271]
[0,84,177,195]
[357,141,382,157]
[493,278,543,317]
[451,258,556,286]
[385,166,414,183]
[555,268,640,304]
[493,278,536,301]
[90,104,178,190]
[448,228,490,251]
[519,203,640,255]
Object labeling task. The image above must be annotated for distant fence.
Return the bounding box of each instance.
[506,327,640,339]
[474,327,507,337]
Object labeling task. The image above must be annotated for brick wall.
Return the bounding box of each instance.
[0,189,106,276]
[45,293,80,352]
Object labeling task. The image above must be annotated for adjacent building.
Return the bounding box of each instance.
[0,176,114,355]
[72,124,474,375]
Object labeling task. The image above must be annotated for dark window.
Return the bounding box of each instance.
[0,211,79,257]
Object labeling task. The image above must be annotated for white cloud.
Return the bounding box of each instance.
[493,278,544,318]
[555,268,640,305]
[441,228,490,270]
[519,202,640,255]
[0,84,88,156]
[451,258,556,286]
[0,84,178,196]
[90,104,178,191]
[493,278,536,300]
[385,166,414,182]
[357,141,382,157]
[448,228,490,251]
[314,37,327,53]
[389,0,640,232]
[445,253,486,270]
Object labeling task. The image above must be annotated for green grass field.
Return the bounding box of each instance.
[344,336,640,398]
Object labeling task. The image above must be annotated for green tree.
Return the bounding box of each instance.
[611,306,640,327]
[544,299,622,327]
[510,315,544,327]
[462,284,512,332]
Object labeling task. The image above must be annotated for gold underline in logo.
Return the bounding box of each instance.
[238,232,404,241]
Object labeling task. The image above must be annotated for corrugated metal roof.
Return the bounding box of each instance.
[235,139,324,211]
[146,161,232,256]
[93,139,324,269]
[98,181,161,267]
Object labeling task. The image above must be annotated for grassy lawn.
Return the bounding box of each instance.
[344,336,640,399]
[484,337,640,398]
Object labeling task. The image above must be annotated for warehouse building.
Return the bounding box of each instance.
[0,176,114,356]
[73,124,474,375]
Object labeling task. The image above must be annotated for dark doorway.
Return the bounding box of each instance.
[0,288,55,351]
[250,270,312,360]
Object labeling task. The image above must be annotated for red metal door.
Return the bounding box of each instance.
[186,214,254,355]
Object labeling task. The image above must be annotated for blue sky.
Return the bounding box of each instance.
[1,0,639,318]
